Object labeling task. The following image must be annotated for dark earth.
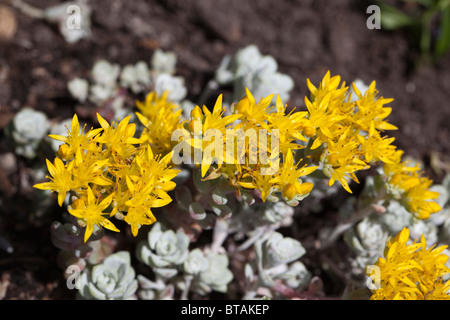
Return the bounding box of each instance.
[0,0,449,299]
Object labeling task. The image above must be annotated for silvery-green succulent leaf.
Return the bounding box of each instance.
[137,222,190,269]
[153,267,178,279]
[215,55,234,84]
[137,275,175,300]
[409,219,438,245]
[235,45,262,72]
[151,49,177,75]
[344,218,387,255]
[255,56,278,77]
[183,248,209,275]
[120,65,140,92]
[261,232,305,268]
[148,222,163,248]
[135,61,151,86]
[14,143,37,159]
[251,73,294,103]
[193,252,233,295]
[244,263,255,283]
[276,261,312,291]
[343,228,364,253]
[210,204,232,219]
[89,83,114,104]
[91,60,120,88]
[154,73,187,102]
[119,61,151,93]
[175,186,193,211]
[240,190,255,206]
[67,77,89,103]
[379,200,411,235]
[77,251,137,300]
[137,275,165,290]
[50,221,82,251]
[263,202,294,226]
[86,236,114,265]
[258,269,275,288]
[189,202,206,220]
[217,45,294,104]
[12,107,49,145]
[212,188,228,205]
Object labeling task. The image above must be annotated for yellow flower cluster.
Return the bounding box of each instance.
[383,150,441,219]
[34,112,179,241]
[136,91,185,156]
[33,72,442,241]
[300,72,440,219]
[303,73,441,219]
[184,89,317,205]
[304,72,398,193]
[367,228,450,300]
[181,71,441,217]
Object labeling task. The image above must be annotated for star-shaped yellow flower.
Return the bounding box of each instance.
[68,187,119,242]
[34,158,74,206]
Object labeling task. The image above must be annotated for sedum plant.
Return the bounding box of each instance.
[9,107,50,159]
[32,45,449,300]
[344,217,388,269]
[190,250,233,296]
[136,222,190,278]
[215,44,294,103]
[259,232,306,270]
[77,251,138,300]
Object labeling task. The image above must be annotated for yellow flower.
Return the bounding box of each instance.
[383,150,441,219]
[71,149,112,189]
[110,147,178,236]
[269,149,316,201]
[202,94,241,133]
[136,91,185,156]
[49,114,102,160]
[68,186,120,242]
[34,158,74,206]
[123,206,157,237]
[94,113,142,157]
[321,128,368,193]
[403,178,442,219]
[267,95,308,154]
[303,94,346,150]
[238,173,274,202]
[234,88,273,129]
[306,71,348,108]
[368,228,450,300]
[188,94,241,177]
[357,128,397,164]
[351,81,397,133]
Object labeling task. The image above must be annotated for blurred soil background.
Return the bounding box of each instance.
[0,0,449,299]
